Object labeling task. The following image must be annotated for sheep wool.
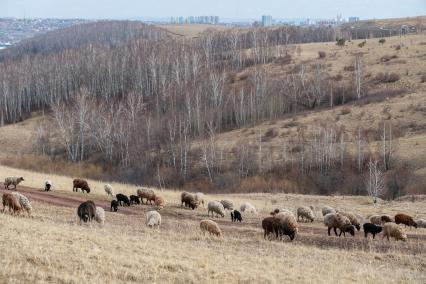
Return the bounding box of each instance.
[383,223,407,241]
[207,201,225,218]
[104,184,114,196]
[416,219,426,228]
[94,206,105,224]
[297,206,315,222]
[369,215,382,225]
[240,202,257,214]
[11,192,32,216]
[146,211,161,228]
[321,206,336,217]
[194,192,205,206]
[220,199,234,210]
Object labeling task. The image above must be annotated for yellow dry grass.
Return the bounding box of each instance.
[157,24,229,37]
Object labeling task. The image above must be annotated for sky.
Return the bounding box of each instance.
[0,0,425,20]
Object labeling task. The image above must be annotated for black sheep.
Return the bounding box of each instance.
[130,195,140,205]
[339,224,356,237]
[77,200,96,223]
[111,200,119,212]
[231,210,242,222]
[363,223,382,239]
[116,194,131,206]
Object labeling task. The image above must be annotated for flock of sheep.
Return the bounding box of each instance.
[2,175,426,242]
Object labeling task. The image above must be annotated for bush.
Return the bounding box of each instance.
[379,38,386,44]
[318,51,326,58]
[375,72,400,83]
[395,45,401,51]
[343,65,355,72]
[358,41,366,48]
[262,128,278,142]
[336,38,346,47]
[380,54,398,62]
[340,107,351,115]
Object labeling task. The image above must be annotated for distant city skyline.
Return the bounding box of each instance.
[1,0,425,20]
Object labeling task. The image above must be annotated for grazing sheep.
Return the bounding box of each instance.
[276,213,299,241]
[200,219,222,237]
[262,217,279,239]
[194,192,205,207]
[322,206,336,216]
[381,215,393,224]
[137,188,156,204]
[73,179,90,193]
[270,208,294,217]
[94,206,105,224]
[130,195,140,205]
[208,201,225,218]
[116,194,131,207]
[383,223,407,241]
[363,223,383,239]
[4,177,24,190]
[11,192,32,216]
[297,206,315,222]
[181,191,190,207]
[154,196,165,210]
[104,184,114,196]
[146,211,161,228]
[182,193,198,210]
[231,210,242,222]
[369,215,382,225]
[2,193,22,215]
[77,200,96,223]
[416,219,426,228]
[110,200,118,212]
[355,213,365,223]
[323,213,355,237]
[44,180,52,191]
[395,213,417,228]
[339,212,361,231]
[240,202,257,214]
[220,200,234,210]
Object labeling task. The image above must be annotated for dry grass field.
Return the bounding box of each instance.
[158,24,229,37]
[0,164,426,283]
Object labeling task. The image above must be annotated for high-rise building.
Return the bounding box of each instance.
[348,17,360,23]
[262,15,273,27]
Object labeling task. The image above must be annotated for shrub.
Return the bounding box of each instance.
[336,38,346,47]
[343,65,355,72]
[375,72,400,83]
[380,54,398,62]
[358,41,366,48]
[340,107,351,115]
[379,38,386,44]
[262,128,278,142]
[395,45,401,51]
[318,51,326,58]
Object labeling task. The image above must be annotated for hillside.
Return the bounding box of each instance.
[349,15,426,28]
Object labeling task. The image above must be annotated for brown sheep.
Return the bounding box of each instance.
[262,217,280,239]
[182,193,198,210]
[395,213,417,228]
[2,193,22,215]
[339,212,361,231]
[200,219,222,237]
[383,223,407,241]
[381,215,393,224]
[137,188,156,204]
[181,191,190,207]
[154,196,165,210]
[73,179,91,193]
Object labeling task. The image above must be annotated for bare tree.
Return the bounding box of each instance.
[366,159,385,204]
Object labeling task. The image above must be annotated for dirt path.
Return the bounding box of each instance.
[2,186,425,254]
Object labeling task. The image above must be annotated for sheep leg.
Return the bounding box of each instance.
[328,227,331,236]
[364,232,368,238]
[372,233,375,239]
[333,227,338,236]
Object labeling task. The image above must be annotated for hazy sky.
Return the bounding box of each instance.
[1,0,425,20]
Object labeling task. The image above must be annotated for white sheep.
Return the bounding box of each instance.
[194,192,205,207]
[339,211,361,231]
[220,199,234,210]
[94,206,105,224]
[146,210,161,228]
[297,206,315,222]
[383,223,407,241]
[321,206,336,216]
[44,180,52,191]
[369,215,382,225]
[104,184,114,197]
[240,202,257,214]
[416,219,426,228]
[207,201,225,218]
[4,176,24,190]
[11,192,32,216]
[323,213,355,237]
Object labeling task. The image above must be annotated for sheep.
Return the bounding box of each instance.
[73,179,90,193]
[395,213,417,228]
[2,193,22,215]
[110,200,118,212]
[207,201,225,218]
[416,219,426,228]
[4,177,24,190]
[11,192,32,216]
[231,210,242,222]
[323,213,355,237]
[339,212,361,231]
[321,206,336,216]
[200,219,222,237]
[77,200,96,223]
[383,223,407,241]
[381,215,393,224]
[182,193,198,210]
[270,208,294,217]
[130,195,140,205]
[116,194,131,207]
[154,195,165,210]
[297,206,315,223]
[363,223,382,239]
[146,210,161,228]
[94,206,105,224]
[181,191,190,207]
[275,213,299,241]
[44,180,52,191]
[194,192,205,207]
[240,202,257,214]
[104,184,114,196]
[262,217,279,239]
[369,215,382,225]
[220,199,234,210]
[137,188,156,205]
